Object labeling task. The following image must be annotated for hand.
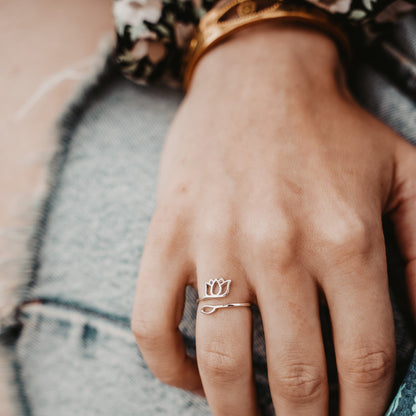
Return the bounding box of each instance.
[131,23,416,415]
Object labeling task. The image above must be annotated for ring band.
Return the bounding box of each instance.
[200,302,252,315]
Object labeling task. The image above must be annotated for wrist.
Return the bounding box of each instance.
[186,22,349,100]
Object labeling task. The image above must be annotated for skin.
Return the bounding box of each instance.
[131,23,416,415]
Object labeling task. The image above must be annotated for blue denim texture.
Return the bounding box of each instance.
[13,11,416,416]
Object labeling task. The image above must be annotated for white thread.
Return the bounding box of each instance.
[13,56,97,122]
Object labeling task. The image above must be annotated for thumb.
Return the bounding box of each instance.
[387,139,416,319]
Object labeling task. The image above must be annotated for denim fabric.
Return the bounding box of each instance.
[14,11,416,416]
[17,302,211,416]
[385,351,416,416]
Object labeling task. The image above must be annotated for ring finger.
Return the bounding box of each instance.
[254,266,329,415]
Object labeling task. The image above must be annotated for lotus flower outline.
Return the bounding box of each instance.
[204,278,231,298]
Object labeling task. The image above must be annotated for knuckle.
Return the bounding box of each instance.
[131,315,163,350]
[248,220,298,269]
[197,208,236,245]
[339,348,394,386]
[150,206,178,231]
[199,216,230,242]
[320,215,374,257]
[146,208,189,255]
[153,364,185,387]
[271,361,326,403]
[198,346,245,383]
[131,315,186,389]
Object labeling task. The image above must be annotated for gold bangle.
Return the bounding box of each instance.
[182,0,350,91]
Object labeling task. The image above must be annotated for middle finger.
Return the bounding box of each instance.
[196,257,258,416]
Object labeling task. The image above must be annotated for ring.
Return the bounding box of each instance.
[200,303,252,315]
[197,278,251,314]
[197,278,232,302]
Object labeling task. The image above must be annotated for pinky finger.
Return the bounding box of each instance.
[389,140,416,317]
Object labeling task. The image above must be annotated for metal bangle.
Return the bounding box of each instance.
[182,0,351,91]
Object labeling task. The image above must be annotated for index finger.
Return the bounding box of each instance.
[131,240,203,394]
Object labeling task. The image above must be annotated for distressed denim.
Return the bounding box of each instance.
[13,11,416,416]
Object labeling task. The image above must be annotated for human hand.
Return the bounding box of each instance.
[131,23,416,415]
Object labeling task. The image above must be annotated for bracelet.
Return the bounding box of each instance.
[182,0,351,91]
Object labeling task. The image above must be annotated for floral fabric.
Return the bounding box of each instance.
[113,0,415,86]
